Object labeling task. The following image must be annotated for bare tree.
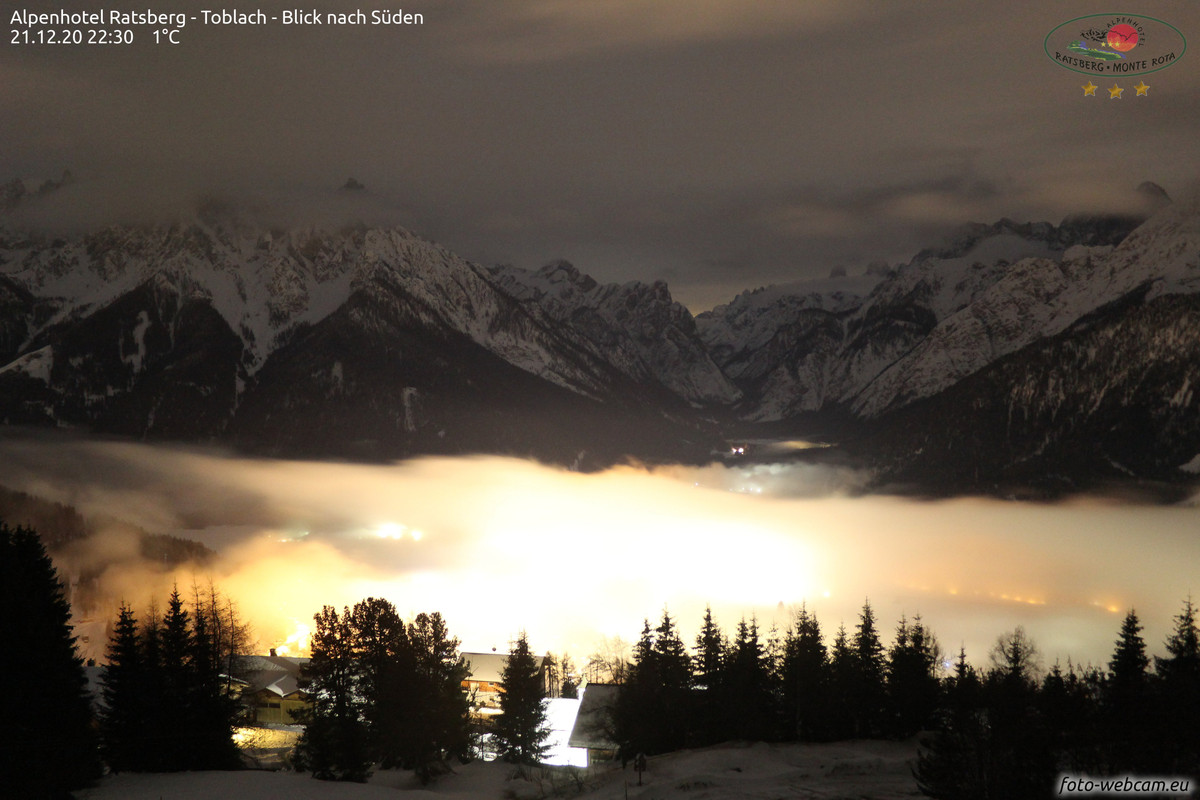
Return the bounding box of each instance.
[988,626,1042,683]
[584,635,631,684]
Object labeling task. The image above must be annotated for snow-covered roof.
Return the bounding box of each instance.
[239,655,310,698]
[568,683,620,751]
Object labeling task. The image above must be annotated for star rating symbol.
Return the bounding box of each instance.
[1135,81,1150,96]
[1108,84,1124,99]
[1082,82,1098,96]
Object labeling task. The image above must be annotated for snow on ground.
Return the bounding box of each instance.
[74,739,921,799]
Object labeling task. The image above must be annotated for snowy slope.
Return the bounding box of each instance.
[0,205,725,462]
[73,739,921,800]
[851,195,1200,416]
[0,218,609,396]
[492,261,740,406]
[696,198,1190,423]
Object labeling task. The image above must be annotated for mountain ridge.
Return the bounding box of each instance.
[2,180,1197,490]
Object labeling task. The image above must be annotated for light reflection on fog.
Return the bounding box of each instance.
[0,434,1197,669]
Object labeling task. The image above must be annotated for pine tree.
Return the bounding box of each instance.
[781,603,827,741]
[827,623,856,740]
[349,597,411,769]
[100,603,147,771]
[0,522,101,796]
[295,605,372,781]
[192,587,243,769]
[1155,597,1200,771]
[138,602,168,771]
[1106,609,1150,770]
[692,605,727,746]
[724,617,775,741]
[159,586,196,770]
[886,614,942,737]
[406,611,472,780]
[495,631,551,767]
[692,605,726,692]
[653,610,693,751]
[853,599,887,736]
[614,613,693,758]
[615,619,661,759]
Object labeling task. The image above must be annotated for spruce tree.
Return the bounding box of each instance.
[0,522,101,796]
[827,623,857,740]
[653,610,693,751]
[692,605,727,746]
[159,586,196,770]
[1155,597,1200,771]
[100,603,146,771]
[494,631,551,767]
[914,645,988,799]
[886,614,942,737]
[1106,609,1150,770]
[781,603,827,741]
[853,600,887,736]
[138,602,168,771]
[615,619,661,759]
[692,605,726,692]
[724,617,775,742]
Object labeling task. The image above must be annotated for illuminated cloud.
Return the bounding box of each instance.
[1,435,1196,667]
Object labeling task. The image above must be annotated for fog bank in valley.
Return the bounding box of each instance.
[1,433,1195,670]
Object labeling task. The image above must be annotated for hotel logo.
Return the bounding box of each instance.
[1045,14,1186,77]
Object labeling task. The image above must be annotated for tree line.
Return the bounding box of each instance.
[5,515,1196,798]
[609,600,1200,796]
[293,597,552,782]
[0,520,553,794]
[100,585,248,772]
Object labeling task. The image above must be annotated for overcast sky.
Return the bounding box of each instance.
[4,1,1199,308]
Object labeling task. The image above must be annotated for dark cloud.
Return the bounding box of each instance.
[4,1,1198,309]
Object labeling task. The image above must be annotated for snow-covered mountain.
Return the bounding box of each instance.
[697,197,1175,423]
[2,177,1197,489]
[697,222,1082,420]
[489,260,740,407]
[0,195,720,463]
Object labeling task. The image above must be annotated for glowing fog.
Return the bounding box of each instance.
[2,434,1197,670]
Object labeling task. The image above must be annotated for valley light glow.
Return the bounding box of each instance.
[3,437,1198,667]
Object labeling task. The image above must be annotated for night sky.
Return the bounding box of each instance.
[4,0,1199,309]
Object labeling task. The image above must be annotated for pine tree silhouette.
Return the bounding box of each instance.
[853,599,887,737]
[494,631,551,767]
[100,603,146,771]
[887,614,942,737]
[405,611,471,781]
[781,603,828,741]
[295,605,372,781]
[0,522,101,796]
[1155,597,1200,772]
[692,605,727,746]
[1106,609,1151,770]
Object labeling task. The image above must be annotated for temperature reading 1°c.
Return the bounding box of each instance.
[154,28,181,44]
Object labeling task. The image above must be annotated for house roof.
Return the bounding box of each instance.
[239,654,310,698]
[461,651,551,684]
[568,683,620,750]
[462,652,509,683]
